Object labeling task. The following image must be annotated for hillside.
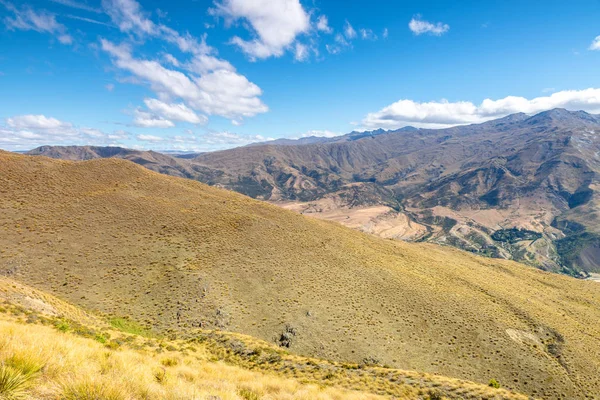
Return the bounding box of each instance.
[28,109,600,275]
[2,151,600,398]
[1,276,532,400]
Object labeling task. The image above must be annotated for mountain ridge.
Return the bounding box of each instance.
[2,150,600,398]
[25,109,600,275]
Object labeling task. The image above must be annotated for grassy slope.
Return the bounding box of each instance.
[1,151,600,399]
[0,276,526,400]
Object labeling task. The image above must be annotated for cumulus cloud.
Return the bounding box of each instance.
[590,35,600,51]
[409,15,449,36]
[2,1,73,44]
[136,133,164,142]
[0,114,127,150]
[102,0,210,55]
[97,0,268,126]
[7,114,72,130]
[101,0,155,35]
[101,39,267,122]
[211,0,310,60]
[133,109,175,128]
[143,98,207,124]
[316,15,332,34]
[361,88,600,129]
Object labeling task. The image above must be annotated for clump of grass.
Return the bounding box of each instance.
[61,378,125,400]
[0,365,34,399]
[153,368,167,384]
[160,357,178,367]
[238,388,261,400]
[489,378,501,388]
[5,353,44,376]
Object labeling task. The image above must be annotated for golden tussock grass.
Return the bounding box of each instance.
[0,316,388,400]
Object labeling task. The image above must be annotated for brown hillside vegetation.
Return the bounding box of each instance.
[29,110,600,274]
[1,151,600,399]
[0,276,529,400]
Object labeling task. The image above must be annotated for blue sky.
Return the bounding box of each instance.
[1,0,599,151]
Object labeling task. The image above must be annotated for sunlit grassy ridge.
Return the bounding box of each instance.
[0,277,527,400]
[1,151,600,398]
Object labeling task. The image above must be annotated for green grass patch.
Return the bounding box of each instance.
[108,317,154,338]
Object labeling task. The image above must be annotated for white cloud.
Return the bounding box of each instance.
[0,114,126,150]
[316,15,332,34]
[80,127,105,137]
[101,39,268,121]
[326,33,351,54]
[382,28,388,39]
[302,130,340,138]
[102,0,210,55]
[2,2,73,44]
[7,114,72,130]
[136,134,164,142]
[344,20,356,39]
[50,0,101,13]
[360,28,377,40]
[143,98,207,124]
[162,53,180,67]
[294,42,309,61]
[409,15,449,36]
[361,88,600,129]
[184,54,235,75]
[211,0,310,60]
[101,0,155,35]
[199,131,269,146]
[133,109,175,128]
[590,35,600,51]
[108,130,130,140]
[64,14,113,27]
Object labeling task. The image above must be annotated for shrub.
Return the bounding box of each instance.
[488,378,500,388]
[55,320,70,332]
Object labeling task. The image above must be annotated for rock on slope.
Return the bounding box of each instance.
[2,151,600,398]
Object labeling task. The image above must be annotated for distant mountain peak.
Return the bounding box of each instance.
[525,108,599,125]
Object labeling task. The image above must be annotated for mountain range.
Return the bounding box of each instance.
[28,109,600,276]
[2,150,600,399]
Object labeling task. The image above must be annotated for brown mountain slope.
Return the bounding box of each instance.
[28,110,600,275]
[2,151,600,398]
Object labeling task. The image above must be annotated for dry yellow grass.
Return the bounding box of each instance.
[0,279,528,400]
[1,151,600,399]
[0,316,388,400]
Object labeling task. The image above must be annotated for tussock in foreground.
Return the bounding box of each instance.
[0,278,528,400]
